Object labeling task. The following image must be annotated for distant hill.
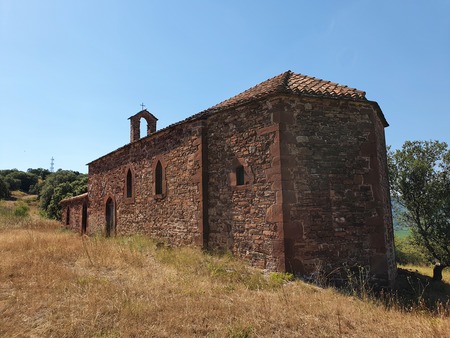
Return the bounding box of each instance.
[392,199,410,237]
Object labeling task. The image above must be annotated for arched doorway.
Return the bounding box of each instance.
[82,201,88,234]
[105,198,115,237]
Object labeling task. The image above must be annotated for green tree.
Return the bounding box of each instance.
[389,140,450,280]
[27,168,51,180]
[40,170,87,219]
[3,175,21,191]
[6,171,38,193]
[0,176,10,200]
[0,169,39,193]
[25,168,52,195]
[0,169,18,177]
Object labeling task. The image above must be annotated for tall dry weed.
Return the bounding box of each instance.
[0,213,449,337]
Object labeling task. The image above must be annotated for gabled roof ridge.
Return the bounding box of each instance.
[208,71,291,111]
[280,70,293,91]
[174,70,367,127]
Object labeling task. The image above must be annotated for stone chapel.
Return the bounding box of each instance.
[61,70,396,285]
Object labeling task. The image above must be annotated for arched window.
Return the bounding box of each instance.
[126,169,132,198]
[155,161,163,195]
[236,165,245,186]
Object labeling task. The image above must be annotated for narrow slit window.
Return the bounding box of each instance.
[66,207,70,225]
[155,161,163,195]
[126,169,132,198]
[82,202,87,234]
[105,198,115,237]
[236,165,245,186]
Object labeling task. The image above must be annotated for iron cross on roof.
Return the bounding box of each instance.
[140,103,146,110]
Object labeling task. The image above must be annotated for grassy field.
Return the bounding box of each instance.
[1,198,449,337]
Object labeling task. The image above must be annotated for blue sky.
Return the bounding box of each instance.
[1,0,449,173]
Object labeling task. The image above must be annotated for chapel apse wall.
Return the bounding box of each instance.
[277,95,396,281]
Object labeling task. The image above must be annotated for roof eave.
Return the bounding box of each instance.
[368,100,389,127]
[60,192,88,204]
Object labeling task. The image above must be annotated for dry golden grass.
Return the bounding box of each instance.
[1,201,449,337]
[400,264,450,282]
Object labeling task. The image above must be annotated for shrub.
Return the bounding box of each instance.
[269,272,295,287]
[13,202,29,217]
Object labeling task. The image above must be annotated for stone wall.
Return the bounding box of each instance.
[275,95,395,283]
[87,121,205,246]
[206,99,285,271]
[60,193,88,234]
[368,105,397,283]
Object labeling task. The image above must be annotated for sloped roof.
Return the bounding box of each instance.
[60,192,88,204]
[176,71,368,126]
[88,71,385,166]
[205,70,366,113]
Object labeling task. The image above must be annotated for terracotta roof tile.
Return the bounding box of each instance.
[168,71,369,130]
[204,70,366,114]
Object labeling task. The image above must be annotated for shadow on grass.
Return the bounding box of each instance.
[389,267,450,315]
[322,266,449,316]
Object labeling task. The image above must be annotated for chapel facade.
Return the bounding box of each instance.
[61,71,397,285]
